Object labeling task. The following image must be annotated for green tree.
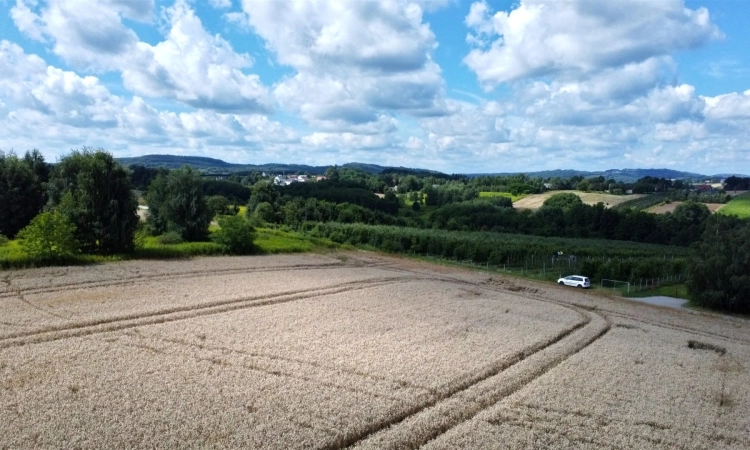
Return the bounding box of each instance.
[542,192,584,211]
[206,195,230,218]
[146,166,212,241]
[212,215,256,254]
[253,201,276,224]
[687,217,750,313]
[246,180,278,213]
[324,165,341,183]
[48,149,139,254]
[17,211,78,260]
[0,150,49,238]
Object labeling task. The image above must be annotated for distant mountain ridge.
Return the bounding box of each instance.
[116,154,445,176]
[470,168,722,182]
[117,154,745,182]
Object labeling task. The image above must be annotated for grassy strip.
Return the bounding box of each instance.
[479,191,528,202]
[0,228,339,270]
[717,191,750,218]
[254,228,340,254]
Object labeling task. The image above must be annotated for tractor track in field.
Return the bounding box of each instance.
[601,310,750,345]
[0,276,411,350]
[115,333,432,404]
[317,302,612,450]
[383,263,750,345]
[0,260,394,300]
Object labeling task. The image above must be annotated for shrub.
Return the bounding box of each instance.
[17,211,78,260]
[156,231,184,245]
[0,234,8,246]
[212,215,256,254]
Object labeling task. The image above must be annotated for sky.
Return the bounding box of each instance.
[1,0,749,174]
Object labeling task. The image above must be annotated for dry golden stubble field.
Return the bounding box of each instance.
[647,202,726,214]
[511,190,645,210]
[1,252,748,449]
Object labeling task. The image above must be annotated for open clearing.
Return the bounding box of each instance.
[647,202,726,214]
[1,253,749,449]
[512,190,644,210]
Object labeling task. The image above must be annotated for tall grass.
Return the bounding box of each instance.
[255,228,339,254]
[0,240,111,269]
[0,228,339,270]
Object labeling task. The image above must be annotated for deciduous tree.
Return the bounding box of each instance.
[48,149,138,254]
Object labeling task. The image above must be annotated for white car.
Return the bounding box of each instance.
[557,275,590,288]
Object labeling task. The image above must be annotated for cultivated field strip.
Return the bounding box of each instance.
[127,277,594,450]
[2,253,749,449]
[0,274,583,449]
[0,257,376,300]
[423,320,750,450]
[0,262,407,340]
[115,332,435,405]
[0,277,410,349]
[346,310,610,450]
[602,310,750,345]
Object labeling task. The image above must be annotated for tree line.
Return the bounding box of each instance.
[1,149,255,261]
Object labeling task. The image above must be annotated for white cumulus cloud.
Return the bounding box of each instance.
[243,0,447,130]
[464,0,721,88]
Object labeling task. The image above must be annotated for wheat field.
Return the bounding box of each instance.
[512,190,644,210]
[1,253,748,449]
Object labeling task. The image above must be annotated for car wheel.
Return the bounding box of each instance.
[558,281,564,285]
[577,284,583,288]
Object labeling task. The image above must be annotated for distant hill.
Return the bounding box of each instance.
[468,168,727,183]
[116,155,446,176]
[117,154,745,181]
[117,155,332,174]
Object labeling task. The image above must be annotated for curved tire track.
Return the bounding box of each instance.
[0,261,372,300]
[0,276,409,349]
[314,307,611,450]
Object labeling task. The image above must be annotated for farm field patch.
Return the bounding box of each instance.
[647,202,726,214]
[1,253,748,449]
[512,190,644,210]
[717,191,750,218]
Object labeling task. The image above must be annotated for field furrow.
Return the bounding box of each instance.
[0,277,408,349]
[349,310,609,450]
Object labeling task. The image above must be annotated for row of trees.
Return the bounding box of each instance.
[687,215,750,313]
[1,149,256,260]
[245,182,713,248]
[303,222,689,283]
[423,194,712,247]
[1,149,139,254]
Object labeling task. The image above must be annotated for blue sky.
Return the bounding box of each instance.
[1,0,749,174]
